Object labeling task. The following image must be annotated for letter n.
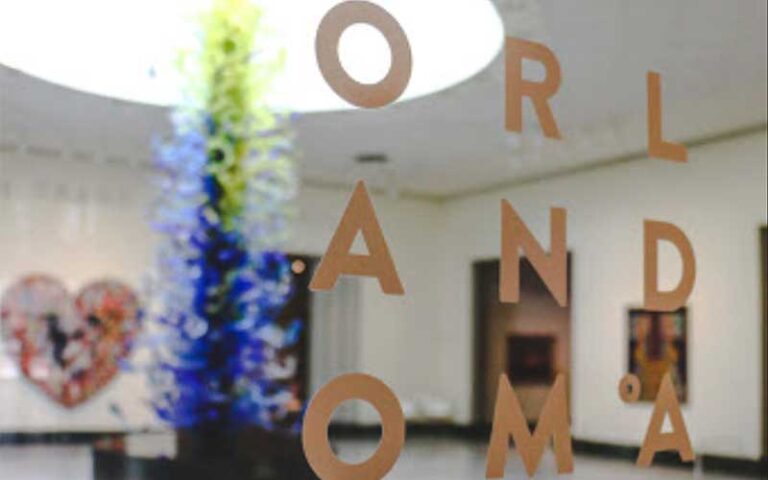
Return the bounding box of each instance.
[500,201,568,306]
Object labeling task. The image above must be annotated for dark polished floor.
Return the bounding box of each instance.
[0,435,757,479]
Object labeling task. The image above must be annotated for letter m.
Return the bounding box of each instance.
[486,374,573,478]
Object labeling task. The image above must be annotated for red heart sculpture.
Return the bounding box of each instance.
[1,275,141,407]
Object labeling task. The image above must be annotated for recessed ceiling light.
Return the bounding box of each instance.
[0,0,504,113]
[291,259,307,275]
[356,153,389,164]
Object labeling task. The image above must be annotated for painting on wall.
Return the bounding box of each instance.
[507,335,555,384]
[628,307,688,402]
[0,274,141,407]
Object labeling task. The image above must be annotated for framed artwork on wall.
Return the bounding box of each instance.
[506,335,555,384]
[627,307,688,403]
[0,275,142,408]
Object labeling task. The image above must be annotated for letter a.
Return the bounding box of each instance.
[500,202,568,306]
[506,37,562,139]
[310,181,404,295]
[486,374,573,478]
[644,220,696,312]
[637,372,694,467]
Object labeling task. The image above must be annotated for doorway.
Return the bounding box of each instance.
[277,254,318,405]
[279,255,364,423]
[761,227,767,459]
[473,255,572,425]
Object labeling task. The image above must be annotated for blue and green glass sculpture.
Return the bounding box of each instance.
[148,0,300,432]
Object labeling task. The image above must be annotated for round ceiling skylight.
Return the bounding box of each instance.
[0,0,504,112]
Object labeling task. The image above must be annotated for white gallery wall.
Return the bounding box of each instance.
[0,152,444,432]
[0,129,766,461]
[436,131,768,459]
[0,155,159,431]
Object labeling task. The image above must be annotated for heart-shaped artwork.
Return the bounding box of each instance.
[0,275,141,407]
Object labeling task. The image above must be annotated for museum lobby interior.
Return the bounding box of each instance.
[0,0,766,478]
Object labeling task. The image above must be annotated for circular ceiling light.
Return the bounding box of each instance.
[0,0,504,112]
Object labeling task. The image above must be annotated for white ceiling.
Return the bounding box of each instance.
[1,0,766,199]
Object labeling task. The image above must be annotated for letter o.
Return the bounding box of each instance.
[315,1,412,109]
[302,373,405,480]
[619,374,642,403]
